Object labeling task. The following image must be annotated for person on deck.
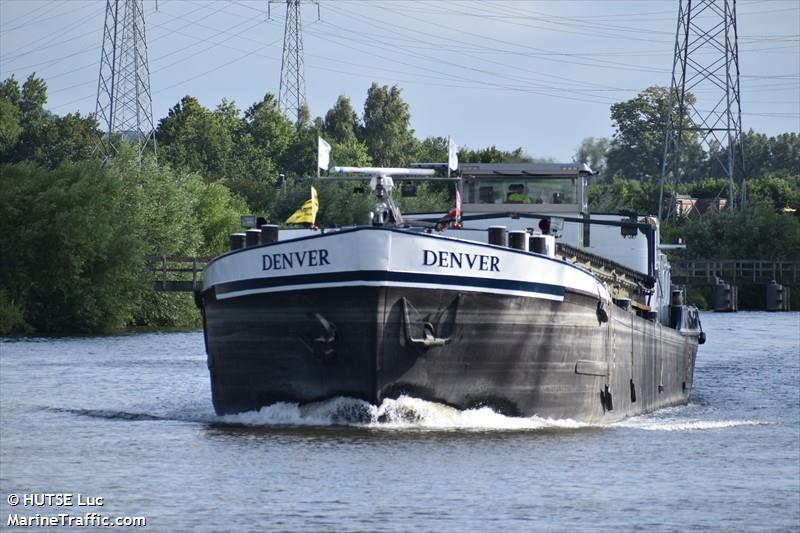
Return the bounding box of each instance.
[506,184,532,204]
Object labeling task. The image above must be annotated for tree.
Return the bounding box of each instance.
[769,133,800,176]
[14,74,49,163]
[588,176,659,214]
[416,136,449,163]
[361,83,416,166]
[327,138,372,168]
[459,145,541,163]
[679,177,732,199]
[40,112,97,166]
[574,137,609,177]
[244,93,293,161]
[0,99,21,156]
[0,78,22,157]
[0,74,96,167]
[157,96,234,179]
[0,160,142,333]
[606,86,704,182]
[324,95,361,144]
[746,174,800,211]
[280,119,321,178]
[677,202,800,260]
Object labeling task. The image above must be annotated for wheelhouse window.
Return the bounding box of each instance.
[465,177,577,205]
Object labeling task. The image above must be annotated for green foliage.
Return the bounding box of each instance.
[187,180,250,256]
[0,290,32,335]
[416,136,449,163]
[460,145,535,163]
[0,161,142,333]
[396,182,452,214]
[606,86,704,181]
[673,202,800,260]
[130,292,202,329]
[768,133,800,176]
[712,130,800,181]
[329,138,372,168]
[574,137,609,177]
[109,150,202,257]
[0,100,21,154]
[0,74,96,167]
[678,177,731,199]
[114,148,246,326]
[746,174,800,210]
[0,141,247,334]
[244,93,294,160]
[3,72,799,332]
[156,96,234,179]
[323,95,361,144]
[361,83,417,166]
[588,176,659,214]
[273,179,373,227]
[280,121,321,178]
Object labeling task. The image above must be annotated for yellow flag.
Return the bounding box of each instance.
[285,186,319,225]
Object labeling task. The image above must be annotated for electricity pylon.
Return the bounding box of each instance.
[270,0,319,125]
[659,0,745,220]
[94,0,157,165]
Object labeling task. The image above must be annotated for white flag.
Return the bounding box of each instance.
[318,137,332,171]
[448,137,458,171]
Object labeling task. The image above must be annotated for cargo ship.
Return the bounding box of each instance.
[196,157,704,423]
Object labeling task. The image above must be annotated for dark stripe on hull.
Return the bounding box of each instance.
[214,270,564,299]
[202,286,698,423]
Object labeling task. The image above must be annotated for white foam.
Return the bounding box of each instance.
[613,418,767,431]
[219,395,586,431]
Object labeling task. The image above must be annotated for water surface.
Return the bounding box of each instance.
[1,312,798,532]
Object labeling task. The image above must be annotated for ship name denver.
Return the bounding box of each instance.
[423,249,500,272]
[262,249,330,271]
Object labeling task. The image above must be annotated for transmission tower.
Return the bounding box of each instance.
[94,0,157,165]
[659,0,745,220]
[270,0,319,125]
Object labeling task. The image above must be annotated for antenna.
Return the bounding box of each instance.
[270,0,319,125]
[94,0,157,166]
[659,0,745,220]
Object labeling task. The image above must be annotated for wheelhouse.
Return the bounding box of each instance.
[459,162,591,215]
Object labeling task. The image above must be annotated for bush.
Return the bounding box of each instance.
[0,161,142,333]
[0,290,32,334]
[0,147,248,334]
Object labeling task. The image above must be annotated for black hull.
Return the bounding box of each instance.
[201,286,698,423]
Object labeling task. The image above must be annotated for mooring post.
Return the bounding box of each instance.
[765,280,789,312]
[712,279,738,312]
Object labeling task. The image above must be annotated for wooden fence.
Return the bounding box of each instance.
[672,260,800,285]
[146,255,211,292]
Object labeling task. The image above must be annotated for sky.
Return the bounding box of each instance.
[1,0,798,161]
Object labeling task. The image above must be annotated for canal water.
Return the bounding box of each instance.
[1,312,798,532]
